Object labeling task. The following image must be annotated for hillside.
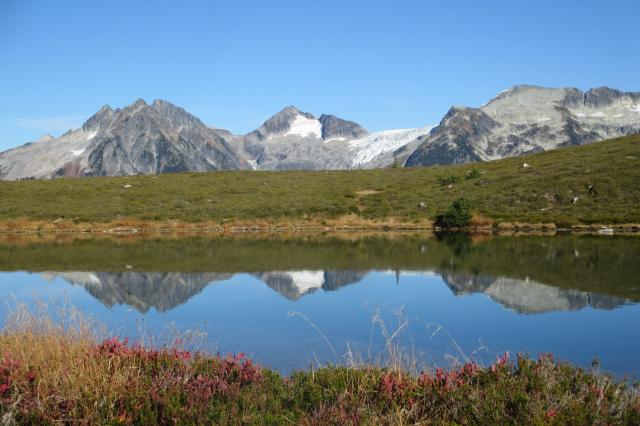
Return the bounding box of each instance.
[0,134,639,228]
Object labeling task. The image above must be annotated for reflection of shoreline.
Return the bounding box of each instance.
[39,270,630,314]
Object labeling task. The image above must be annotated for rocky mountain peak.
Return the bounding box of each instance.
[582,86,638,108]
[81,104,117,132]
[260,106,316,135]
[150,99,205,128]
[319,114,368,140]
[131,98,148,108]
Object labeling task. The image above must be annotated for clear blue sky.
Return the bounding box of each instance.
[1,0,638,151]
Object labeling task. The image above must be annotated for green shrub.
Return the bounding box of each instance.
[435,197,473,228]
[437,175,460,186]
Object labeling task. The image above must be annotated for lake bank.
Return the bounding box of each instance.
[0,216,639,236]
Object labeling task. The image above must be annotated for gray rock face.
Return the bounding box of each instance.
[406,85,640,167]
[319,114,368,140]
[87,99,248,176]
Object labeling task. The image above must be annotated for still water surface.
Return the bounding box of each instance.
[0,234,638,376]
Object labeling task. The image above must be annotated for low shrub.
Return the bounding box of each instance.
[437,175,460,186]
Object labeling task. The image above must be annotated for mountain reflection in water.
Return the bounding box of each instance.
[41,270,629,315]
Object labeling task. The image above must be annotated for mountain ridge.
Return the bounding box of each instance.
[2,84,639,179]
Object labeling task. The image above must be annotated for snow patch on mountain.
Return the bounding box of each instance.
[349,126,434,167]
[285,115,322,138]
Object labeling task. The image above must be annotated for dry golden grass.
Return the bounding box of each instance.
[470,214,494,228]
[0,303,143,422]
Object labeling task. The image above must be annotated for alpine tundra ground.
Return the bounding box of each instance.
[0,134,639,232]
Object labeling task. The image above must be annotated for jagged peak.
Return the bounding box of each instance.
[151,99,178,109]
[131,98,148,107]
[318,113,368,140]
[258,105,316,135]
[280,105,301,114]
[82,103,118,131]
[444,105,474,117]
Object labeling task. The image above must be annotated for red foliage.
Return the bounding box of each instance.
[0,352,20,399]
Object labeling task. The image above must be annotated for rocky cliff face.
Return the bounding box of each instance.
[319,114,368,140]
[406,85,640,167]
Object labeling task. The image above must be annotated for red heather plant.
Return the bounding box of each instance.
[0,353,19,399]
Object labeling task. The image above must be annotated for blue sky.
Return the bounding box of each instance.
[1,0,638,151]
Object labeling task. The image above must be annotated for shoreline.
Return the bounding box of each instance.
[0,217,639,236]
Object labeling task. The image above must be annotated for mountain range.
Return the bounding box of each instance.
[1,85,639,180]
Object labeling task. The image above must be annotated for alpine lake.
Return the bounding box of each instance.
[1,232,638,377]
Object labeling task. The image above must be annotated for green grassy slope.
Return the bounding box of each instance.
[0,134,639,224]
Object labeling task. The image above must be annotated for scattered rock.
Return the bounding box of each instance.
[123,184,132,189]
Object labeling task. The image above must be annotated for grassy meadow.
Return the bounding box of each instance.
[0,134,639,229]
